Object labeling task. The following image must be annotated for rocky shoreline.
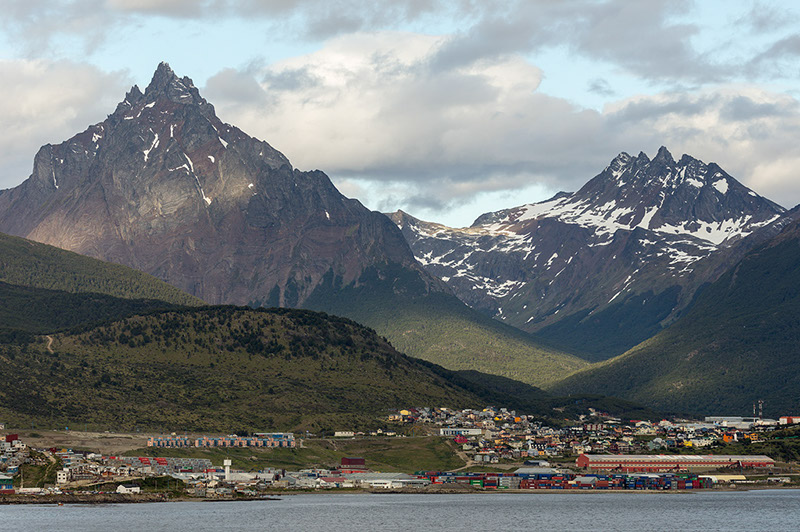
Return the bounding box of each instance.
[0,493,170,505]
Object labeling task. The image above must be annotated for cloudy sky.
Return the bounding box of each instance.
[1,0,799,226]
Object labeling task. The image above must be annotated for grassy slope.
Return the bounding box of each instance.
[0,231,202,306]
[533,286,682,362]
[0,307,492,433]
[125,437,464,473]
[305,266,588,388]
[549,222,800,416]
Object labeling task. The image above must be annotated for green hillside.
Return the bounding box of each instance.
[0,307,501,432]
[549,219,800,416]
[304,266,588,388]
[0,281,187,334]
[0,232,202,306]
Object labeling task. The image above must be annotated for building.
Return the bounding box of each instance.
[439,428,483,437]
[576,454,775,472]
[339,457,367,474]
[147,433,295,449]
[116,483,141,494]
[779,416,800,425]
[704,417,778,429]
[0,474,13,494]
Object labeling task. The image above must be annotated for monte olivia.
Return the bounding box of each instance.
[0,62,441,308]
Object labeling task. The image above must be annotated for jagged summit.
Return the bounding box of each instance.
[149,61,178,89]
[487,147,786,244]
[652,145,675,164]
[111,62,215,123]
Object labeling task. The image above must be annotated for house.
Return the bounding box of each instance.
[116,483,141,494]
[0,474,13,494]
[317,477,352,488]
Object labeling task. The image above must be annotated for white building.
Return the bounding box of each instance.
[116,484,141,494]
[439,428,483,437]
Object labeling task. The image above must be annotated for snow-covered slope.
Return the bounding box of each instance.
[390,147,786,361]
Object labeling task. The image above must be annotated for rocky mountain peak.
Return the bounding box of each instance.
[0,63,436,310]
[148,61,178,89]
[143,62,203,105]
[113,85,144,115]
[652,145,675,165]
[606,152,633,178]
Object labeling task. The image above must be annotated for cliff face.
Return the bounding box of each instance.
[0,63,440,306]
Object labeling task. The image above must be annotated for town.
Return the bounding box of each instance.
[1,408,799,500]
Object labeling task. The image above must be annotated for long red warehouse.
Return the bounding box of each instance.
[576,454,774,472]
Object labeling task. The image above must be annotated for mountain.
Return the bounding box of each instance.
[307,283,588,387]
[0,305,600,432]
[0,63,580,385]
[549,209,800,417]
[391,147,785,360]
[0,62,431,308]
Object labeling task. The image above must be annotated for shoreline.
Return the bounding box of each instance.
[2,485,796,504]
[0,493,170,505]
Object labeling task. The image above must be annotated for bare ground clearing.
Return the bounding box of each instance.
[19,430,151,454]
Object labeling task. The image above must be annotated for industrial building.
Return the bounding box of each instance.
[576,454,775,472]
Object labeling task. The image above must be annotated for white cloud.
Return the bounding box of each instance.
[0,60,129,187]
[604,87,800,205]
[2,31,800,226]
[202,32,800,221]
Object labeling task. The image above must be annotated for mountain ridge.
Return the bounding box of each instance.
[391,147,786,360]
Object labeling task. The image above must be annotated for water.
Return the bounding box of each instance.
[3,490,799,531]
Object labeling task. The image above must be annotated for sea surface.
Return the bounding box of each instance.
[3,490,799,531]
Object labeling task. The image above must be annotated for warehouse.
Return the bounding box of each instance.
[576,454,774,472]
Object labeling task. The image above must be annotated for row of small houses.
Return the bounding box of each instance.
[146,433,296,448]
